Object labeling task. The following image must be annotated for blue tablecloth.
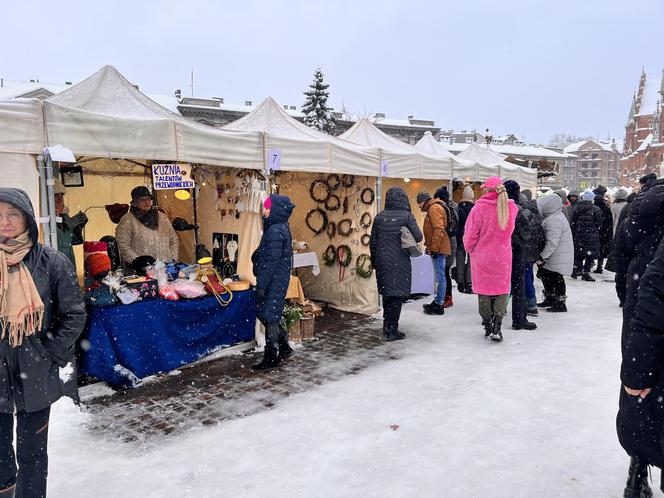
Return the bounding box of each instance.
[80,291,256,387]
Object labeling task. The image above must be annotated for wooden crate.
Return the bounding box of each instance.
[287,319,302,344]
[300,314,315,340]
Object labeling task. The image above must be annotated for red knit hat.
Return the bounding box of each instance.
[87,253,111,278]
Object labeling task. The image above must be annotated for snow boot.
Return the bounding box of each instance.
[571,270,580,279]
[424,302,445,315]
[277,326,293,363]
[581,273,595,282]
[0,484,15,498]
[623,456,653,498]
[483,318,494,339]
[422,299,436,312]
[537,296,556,308]
[443,295,453,308]
[512,320,537,331]
[252,323,280,371]
[527,306,539,316]
[489,317,503,342]
[546,297,567,313]
[385,331,406,342]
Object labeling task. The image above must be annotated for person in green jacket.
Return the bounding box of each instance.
[54,181,87,269]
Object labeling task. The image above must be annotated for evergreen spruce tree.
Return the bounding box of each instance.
[302,68,337,134]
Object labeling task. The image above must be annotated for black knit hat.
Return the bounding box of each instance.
[416,192,432,204]
[131,186,152,201]
[434,186,450,201]
[593,185,607,196]
[503,179,521,202]
[639,172,657,185]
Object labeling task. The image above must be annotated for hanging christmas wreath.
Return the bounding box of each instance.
[323,244,337,266]
[310,179,330,203]
[360,234,371,247]
[305,208,328,235]
[340,174,355,188]
[326,221,337,239]
[355,253,373,278]
[337,218,354,237]
[336,244,352,267]
[359,212,373,229]
[326,173,341,191]
[361,187,375,205]
[325,193,341,212]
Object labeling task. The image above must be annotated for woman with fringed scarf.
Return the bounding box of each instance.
[462,177,518,342]
[0,188,86,498]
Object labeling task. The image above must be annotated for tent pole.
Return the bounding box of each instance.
[192,168,200,247]
[39,154,58,249]
[37,154,51,247]
[376,149,383,310]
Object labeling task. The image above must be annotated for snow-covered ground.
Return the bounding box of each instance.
[47,275,657,497]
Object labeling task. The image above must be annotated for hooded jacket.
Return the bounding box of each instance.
[537,194,574,275]
[611,189,628,235]
[370,188,423,298]
[252,194,295,323]
[421,199,451,256]
[0,188,86,413]
[593,195,613,257]
[570,200,602,258]
[462,191,518,295]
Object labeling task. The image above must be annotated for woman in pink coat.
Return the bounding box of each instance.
[462,176,518,341]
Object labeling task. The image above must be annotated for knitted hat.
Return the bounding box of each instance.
[416,192,432,204]
[461,186,474,203]
[87,253,111,278]
[503,179,521,202]
[639,172,657,185]
[263,196,272,210]
[480,176,503,189]
[581,189,595,201]
[105,203,130,224]
[131,186,152,201]
[434,186,450,201]
[593,185,607,196]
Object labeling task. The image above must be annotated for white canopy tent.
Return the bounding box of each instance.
[457,142,537,191]
[43,65,264,169]
[223,97,380,175]
[339,118,455,179]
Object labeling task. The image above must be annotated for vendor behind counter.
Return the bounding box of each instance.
[115,186,179,271]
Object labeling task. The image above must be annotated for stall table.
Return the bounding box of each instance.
[80,290,256,387]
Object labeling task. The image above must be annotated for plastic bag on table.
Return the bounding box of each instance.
[171,278,207,299]
[146,260,169,288]
[102,269,124,292]
[116,285,140,305]
[159,283,180,301]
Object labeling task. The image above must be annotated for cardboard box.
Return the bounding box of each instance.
[124,278,159,301]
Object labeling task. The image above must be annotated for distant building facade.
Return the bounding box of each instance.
[562,140,621,189]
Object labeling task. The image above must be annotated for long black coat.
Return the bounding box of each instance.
[370,187,423,298]
[570,200,602,259]
[456,201,474,250]
[0,188,86,414]
[252,194,295,324]
[594,196,613,258]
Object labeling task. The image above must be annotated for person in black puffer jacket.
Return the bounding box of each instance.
[615,181,664,497]
[455,186,475,294]
[521,190,544,314]
[0,188,86,498]
[503,180,536,330]
[570,189,603,280]
[592,185,613,274]
[370,187,423,341]
[251,194,295,370]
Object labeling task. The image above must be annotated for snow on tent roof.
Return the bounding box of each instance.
[0,80,68,100]
[42,65,264,169]
[223,96,379,176]
[456,142,537,189]
[339,118,454,179]
[637,77,662,116]
[414,131,459,159]
[448,141,568,159]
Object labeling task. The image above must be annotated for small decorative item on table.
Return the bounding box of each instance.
[123,277,159,301]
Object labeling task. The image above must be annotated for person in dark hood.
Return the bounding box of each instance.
[115,186,179,270]
[54,180,87,269]
[433,185,458,309]
[592,185,613,274]
[455,186,475,294]
[0,188,86,498]
[566,190,579,223]
[251,194,295,370]
[503,180,537,330]
[570,189,603,280]
[370,187,423,341]
[521,189,544,315]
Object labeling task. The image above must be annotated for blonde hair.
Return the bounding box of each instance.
[494,184,509,230]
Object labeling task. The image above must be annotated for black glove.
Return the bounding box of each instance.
[430,252,438,260]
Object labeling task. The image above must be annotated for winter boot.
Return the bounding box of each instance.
[424,302,445,315]
[546,296,568,313]
[527,306,539,316]
[623,456,653,498]
[252,323,280,371]
[571,270,580,279]
[482,318,494,339]
[385,331,406,342]
[277,325,293,363]
[490,316,503,342]
[537,295,556,308]
[581,273,596,282]
[443,295,453,308]
[422,299,436,312]
[594,259,604,274]
[512,320,537,331]
[0,484,15,498]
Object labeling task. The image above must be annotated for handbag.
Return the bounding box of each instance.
[196,265,233,306]
[400,226,422,257]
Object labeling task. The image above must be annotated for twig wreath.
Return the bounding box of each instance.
[360,187,375,205]
[326,221,337,239]
[355,253,373,278]
[359,212,372,229]
[306,208,328,235]
[310,179,330,203]
[337,218,354,237]
[323,244,337,266]
[336,244,352,267]
[340,174,355,188]
[326,173,341,191]
[360,234,371,246]
[325,193,341,212]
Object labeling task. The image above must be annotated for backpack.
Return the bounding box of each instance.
[442,203,459,237]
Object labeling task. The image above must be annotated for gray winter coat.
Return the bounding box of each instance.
[611,189,628,235]
[370,188,423,298]
[537,195,574,275]
[0,188,86,413]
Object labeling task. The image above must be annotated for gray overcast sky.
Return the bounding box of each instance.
[2,0,663,144]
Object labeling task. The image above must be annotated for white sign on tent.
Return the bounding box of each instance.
[152,163,195,190]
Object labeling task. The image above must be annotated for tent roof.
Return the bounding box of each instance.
[42,65,264,169]
[414,131,462,160]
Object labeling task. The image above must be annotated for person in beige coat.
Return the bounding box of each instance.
[115,186,179,271]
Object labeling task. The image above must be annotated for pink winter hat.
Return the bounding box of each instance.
[263,196,272,210]
[481,176,503,189]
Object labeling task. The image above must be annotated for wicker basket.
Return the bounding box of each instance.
[300,314,315,340]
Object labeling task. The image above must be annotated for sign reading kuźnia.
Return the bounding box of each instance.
[152,163,195,190]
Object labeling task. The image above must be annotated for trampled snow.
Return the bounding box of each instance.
[47,275,654,497]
